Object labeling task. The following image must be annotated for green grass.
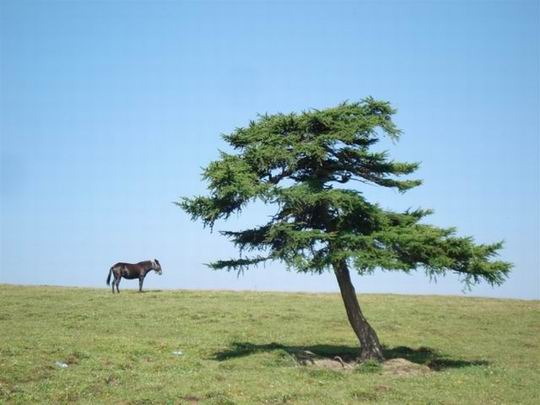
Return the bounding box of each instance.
[0,284,538,404]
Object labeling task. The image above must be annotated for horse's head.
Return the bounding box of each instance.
[153,259,163,275]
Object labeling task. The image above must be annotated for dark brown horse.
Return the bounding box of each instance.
[106,259,162,293]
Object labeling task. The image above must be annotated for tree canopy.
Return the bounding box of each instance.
[180,98,510,286]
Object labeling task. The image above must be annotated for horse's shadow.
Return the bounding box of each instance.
[123,289,164,294]
[213,341,489,370]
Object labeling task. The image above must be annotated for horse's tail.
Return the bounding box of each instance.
[106,267,113,285]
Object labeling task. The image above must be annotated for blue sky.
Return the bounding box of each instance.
[1,0,538,299]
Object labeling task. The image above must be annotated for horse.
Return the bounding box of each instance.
[106,259,162,293]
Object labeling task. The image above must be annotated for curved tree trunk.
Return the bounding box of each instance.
[333,260,385,362]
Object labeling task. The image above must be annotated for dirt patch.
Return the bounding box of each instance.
[382,358,431,376]
[292,350,431,375]
[293,350,355,370]
[313,357,355,370]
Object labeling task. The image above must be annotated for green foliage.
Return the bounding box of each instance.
[180,98,511,287]
[355,360,383,374]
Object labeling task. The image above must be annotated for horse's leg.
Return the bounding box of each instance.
[116,277,121,293]
[111,272,118,294]
[139,277,144,292]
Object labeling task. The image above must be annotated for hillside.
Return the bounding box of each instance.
[0,285,538,404]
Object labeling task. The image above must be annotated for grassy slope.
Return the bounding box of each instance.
[0,284,538,404]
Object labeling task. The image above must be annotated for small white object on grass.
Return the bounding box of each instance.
[172,351,183,356]
[55,361,69,368]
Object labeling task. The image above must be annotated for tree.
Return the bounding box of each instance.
[179,99,511,362]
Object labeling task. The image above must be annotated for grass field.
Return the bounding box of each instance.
[0,284,538,404]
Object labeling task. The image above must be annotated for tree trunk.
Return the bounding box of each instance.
[333,260,385,362]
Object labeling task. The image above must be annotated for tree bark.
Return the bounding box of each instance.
[333,259,385,362]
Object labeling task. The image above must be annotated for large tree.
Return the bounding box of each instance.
[179,99,511,362]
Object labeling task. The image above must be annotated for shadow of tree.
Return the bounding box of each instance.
[213,342,489,370]
[383,345,489,370]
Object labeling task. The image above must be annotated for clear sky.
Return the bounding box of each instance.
[1,0,538,299]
